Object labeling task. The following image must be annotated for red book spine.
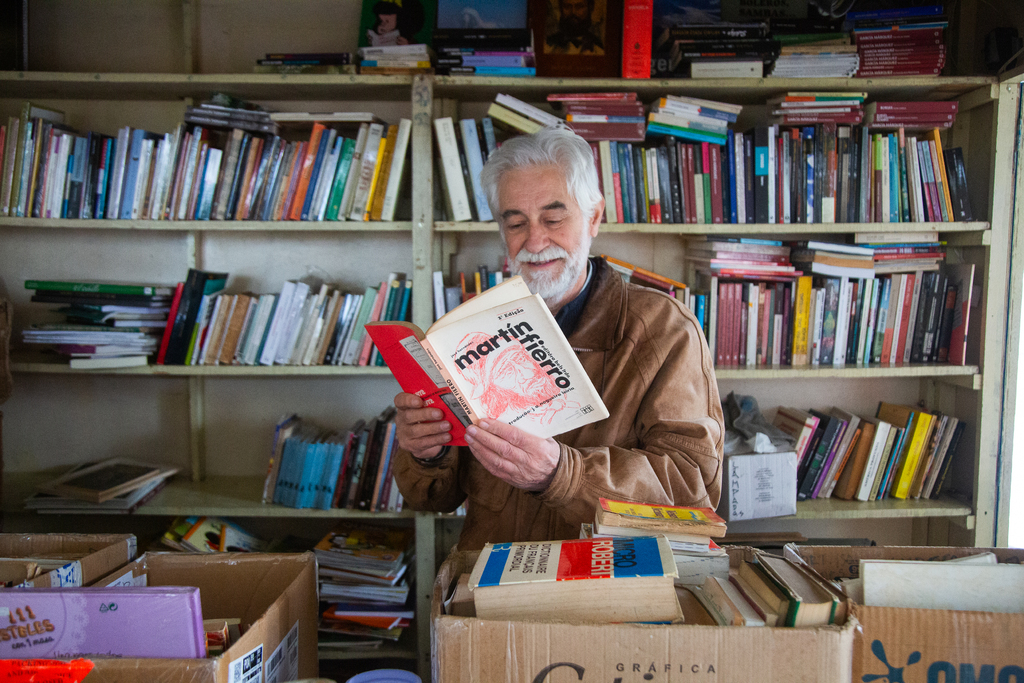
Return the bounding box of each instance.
[710,144,724,224]
[156,282,185,365]
[563,102,646,116]
[567,121,646,141]
[621,0,653,79]
[876,102,959,114]
[675,142,689,223]
[894,272,917,363]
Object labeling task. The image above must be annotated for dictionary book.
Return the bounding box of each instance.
[365,276,608,444]
[467,536,682,623]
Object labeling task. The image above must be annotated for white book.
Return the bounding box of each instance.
[494,93,564,128]
[47,133,70,218]
[859,126,871,222]
[693,160,705,224]
[326,293,357,365]
[339,123,370,221]
[307,288,342,365]
[130,137,155,220]
[259,282,298,365]
[881,138,890,223]
[459,118,492,222]
[905,137,919,223]
[901,269,925,364]
[767,124,777,224]
[336,293,367,365]
[855,278,874,365]
[348,122,385,221]
[833,277,851,367]
[746,282,758,368]
[310,130,340,221]
[291,284,329,365]
[433,117,472,222]
[69,355,149,370]
[380,118,412,222]
[856,418,892,501]
[433,271,446,321]
[240,294,275,365]
[811,287,825,366]
[175,127,203,220]
[887,273,908,364]
[274,282,313,365]
[598,140,617,224]
[734,131,746,224]
[197,295,228,365]
[106,126,132,219]
[860,560,1024,613]
[149,132,172,219]
[861,277,880,365]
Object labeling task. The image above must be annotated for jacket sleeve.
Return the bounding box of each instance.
[392,447,468,513]
[534,301,724,526]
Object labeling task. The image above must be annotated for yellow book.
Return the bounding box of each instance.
[368,124,398,221]
[929,129,954,222]
[486,103,542,135]
[893,411,934,499]
[791,275,813,365]
[362,135,389,221]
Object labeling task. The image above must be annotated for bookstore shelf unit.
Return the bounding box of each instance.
[1,67,1019,679]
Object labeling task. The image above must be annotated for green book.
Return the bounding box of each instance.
[25,279,174,297]
[324,137,357,220]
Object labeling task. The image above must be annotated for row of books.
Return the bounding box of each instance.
[161,515,268,553]
[850,6,947,77]
[263,410,404,512]
[314,523,414,649]
[774,401,966,503]
[357,44,434,75]
[690,257,973,368]
[156,269,411,367]
[0,100,412,223]
[253,51,356,75]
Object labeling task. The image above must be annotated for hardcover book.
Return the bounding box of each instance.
[468,536,682,623]
[365,276,608,444]
[36,458,179,504]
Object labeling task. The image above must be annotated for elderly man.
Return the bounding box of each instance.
[392,126,723,550]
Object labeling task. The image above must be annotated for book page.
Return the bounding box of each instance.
[425,290,608,440]
[428,276,533,332]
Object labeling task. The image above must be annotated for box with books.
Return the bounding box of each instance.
[432,544,855,682]
[786,544,1024,683]
[88,551,318,681]
[0,533,136,588]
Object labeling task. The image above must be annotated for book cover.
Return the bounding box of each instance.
[366,276,608,442]
[596,498,727,536]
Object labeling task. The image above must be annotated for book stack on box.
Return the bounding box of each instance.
[553,92,646,142]
[314,523,414,650]
[21,279,172,368]
[26,457,178,515]
[850,5,947,77]
[262,409,405,512]
[357,44,433,74]
[769,92,866,126]
[253,52,355,75]
[659,22,778,79]
[774,401,966,504]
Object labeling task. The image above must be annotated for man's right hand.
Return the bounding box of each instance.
[394,392,453,461]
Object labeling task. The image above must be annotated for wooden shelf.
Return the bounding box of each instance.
[435,221,990,235]
[319,627,418,661]
[433,75,997,104]
[714,364,980,382]
[5,473,418,517]
[10,354,396,377]
[0,71,414,101]
[0,217,413,232]
[785,495,973,520]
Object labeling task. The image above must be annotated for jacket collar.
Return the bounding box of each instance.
[567,257,627,352]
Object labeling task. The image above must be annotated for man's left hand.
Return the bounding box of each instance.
[464,420,560,492]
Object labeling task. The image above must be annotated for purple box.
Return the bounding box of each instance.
[0,586,205,658]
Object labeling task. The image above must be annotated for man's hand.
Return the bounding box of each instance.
[394,392,452,461]
[465,420,560,491]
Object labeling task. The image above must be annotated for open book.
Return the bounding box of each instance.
[365,276,608,446]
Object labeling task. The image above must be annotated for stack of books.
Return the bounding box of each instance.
[314,523,414,650]
[768,92,866,126]
[850,5,947,77]
[262,409,404,512]
[432,15,532,76]
[790,240,875,279]
[26,457,178,514]
[435,47,535,77]
[21,279,172,368]
[184,95,278,135]
[661,22,779,78]
[858,232,948,274]
[591,498,728,558]
[768,40,860,78]
[554,92,645,142]
[774,401,966,503]
[646,95,741,146]
[356,44,433,74]
[253,52,355,75]
[161,516,267,552]
[864,101,958,130]
[685,238,799,281]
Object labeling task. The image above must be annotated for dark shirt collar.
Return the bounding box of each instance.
[554,257,596,338]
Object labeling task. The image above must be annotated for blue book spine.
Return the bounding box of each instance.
[118,129,146,220]
[726,132,737,224]
[888,134,898,223]
[460,119,492,221]
[320,443,344,510]
[461,55,530,67]
[298,441,322,509]
[690,107,738,123]
[62,144,75,219]
[273,438,296,506]
[616,141,633,223]
[301,132,332,221]
[397,280,412,322]
[470,66,536,75]
[192,151,211,220]
[95,138,113,219]
[695,294,706,332]
[647,123,726,145]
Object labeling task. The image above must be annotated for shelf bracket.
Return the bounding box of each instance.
[936,374,982,391]
[959,84,999,112]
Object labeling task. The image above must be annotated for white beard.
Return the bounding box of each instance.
[510,233,593,308]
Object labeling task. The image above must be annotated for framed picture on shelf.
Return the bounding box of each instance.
[530,0,623,77]
[359,0,437,47]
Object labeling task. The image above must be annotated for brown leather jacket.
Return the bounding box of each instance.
[393,258,724,550]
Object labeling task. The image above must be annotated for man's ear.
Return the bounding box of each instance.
[588,197,604,238]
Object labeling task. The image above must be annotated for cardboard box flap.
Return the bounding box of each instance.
[72,657,218,682]
[0,533,136,587]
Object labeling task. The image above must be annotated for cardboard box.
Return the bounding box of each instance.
[84,551,320,683]
[786,545,1024,683]
[432,547,855,683]
[719,451,798,521]
[0,533,136,587]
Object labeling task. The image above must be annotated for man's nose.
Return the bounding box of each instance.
[523,221,551,252]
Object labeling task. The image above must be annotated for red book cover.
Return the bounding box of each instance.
[611,152,624,224]
[781,114,864,125]
[675,142,689,223]
[621,0,653,78]
[563,102,646,116]
[876,102,959,114]
[684,143,697,223]
[738,284,748,367]
[156,282,185,365]
[760,283,772,365]
[858,67,945,76]
[709,143,723,224]
[567,121,646,142]
[859,45,946,56]
[871,112,956,123]
[855,28,944,43]
[547,92,639,101]
[894,272,917,364]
